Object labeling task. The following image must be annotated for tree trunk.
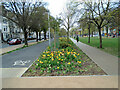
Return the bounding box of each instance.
[98,27,102,48]
[36,31,38,42]
[82,29,84,37]
[44,31,46,40]
[39,32,41,41]
[88,24,90,43]
[80,31,81,37]
[54,29,56,50]
[106,26,108,37]
[67,29,69,42]
[72,32,74,38]
[92,31,93,37]
[23,30,28,46]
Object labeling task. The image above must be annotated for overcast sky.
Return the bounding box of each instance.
[43,0,68,17]
[44,0,119,18]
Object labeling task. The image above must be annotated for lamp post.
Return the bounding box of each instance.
[47,10,51,46]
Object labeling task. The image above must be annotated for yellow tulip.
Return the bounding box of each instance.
[57,67,59,69]
[52,58,54,61]
[40,61,43,64]
[67,62,71,65]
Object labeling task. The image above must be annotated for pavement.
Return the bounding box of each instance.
[70,38,118,75]
[0,40,51,78]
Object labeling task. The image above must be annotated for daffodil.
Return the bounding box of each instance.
[37,59,39,61]
[61,59,63,61]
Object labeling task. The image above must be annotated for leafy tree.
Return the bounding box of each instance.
[29,6,47,42]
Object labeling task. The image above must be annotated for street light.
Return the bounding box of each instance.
[47,10,51,46]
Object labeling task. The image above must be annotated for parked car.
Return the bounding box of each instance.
[7,38,13,44]
[8,39,22,45]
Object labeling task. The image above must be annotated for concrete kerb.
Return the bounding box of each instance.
[2,76,118,88]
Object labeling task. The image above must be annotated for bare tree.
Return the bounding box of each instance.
[60,0,78,42]
[2,1,44,45]
[83,0,115,48]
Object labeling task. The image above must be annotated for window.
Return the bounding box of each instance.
[3,19,7,24]
[4,28,5,31]
[6,26,7,31]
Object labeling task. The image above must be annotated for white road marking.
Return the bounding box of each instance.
[13,60,31,66]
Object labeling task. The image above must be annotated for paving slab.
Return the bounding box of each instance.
[70,38,118,75]
[0,68,28,78]
[2,76,118,88]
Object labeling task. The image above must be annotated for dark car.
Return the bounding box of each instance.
[8,39,22,45]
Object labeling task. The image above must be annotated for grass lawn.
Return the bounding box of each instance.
[78,37,118,57]
[22,37,106,77]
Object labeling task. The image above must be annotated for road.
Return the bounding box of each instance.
[1,40,51,68]
[0,40,37,49]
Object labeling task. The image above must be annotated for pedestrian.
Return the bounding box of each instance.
[76,35,79,42]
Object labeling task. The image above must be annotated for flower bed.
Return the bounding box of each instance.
[22,37,106,76]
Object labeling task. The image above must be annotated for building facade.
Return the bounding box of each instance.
[1,16,24,41]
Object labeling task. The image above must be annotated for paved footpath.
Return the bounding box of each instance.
[0,40,51,78]
[70,38,118,75]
